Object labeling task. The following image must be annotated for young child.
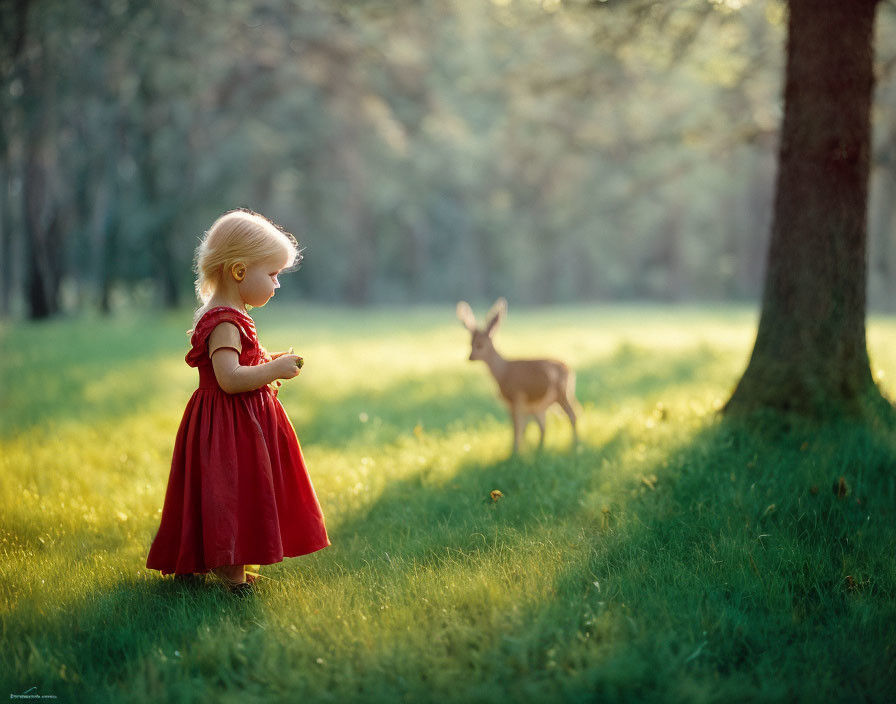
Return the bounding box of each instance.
[146,208,330,595]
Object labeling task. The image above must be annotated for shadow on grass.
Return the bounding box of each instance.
[1,574,264,701]
[533,416,896,700]
[325,415,896,700]
[327,428,633,569]
[7,416,895,701]
[12,322,895,699]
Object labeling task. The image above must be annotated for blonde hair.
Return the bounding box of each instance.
[190,208,301,328]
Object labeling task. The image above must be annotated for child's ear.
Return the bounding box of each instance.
[231,262,247,282]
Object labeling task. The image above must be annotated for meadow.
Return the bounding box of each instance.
[1,304,894,703]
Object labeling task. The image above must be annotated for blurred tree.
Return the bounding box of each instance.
[1,0,893,318]
[724,0,889,418]
[0,0,28,316]
[20,2,66,320]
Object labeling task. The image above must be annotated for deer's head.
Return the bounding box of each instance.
[456,298,507,361]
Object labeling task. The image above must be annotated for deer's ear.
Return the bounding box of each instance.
[456,301,477,331]
[485,297,507,334]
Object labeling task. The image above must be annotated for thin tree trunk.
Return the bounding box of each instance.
[136,72,182,310]
[98,170,121,315]
[23,146,62,320]
[725,0,884,418]
[0,163,14,316]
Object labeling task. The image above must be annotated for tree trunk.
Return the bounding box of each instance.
[98,174,121,316]
[724,0,886,418]
[23,147,62,320]
[0,162,14,316]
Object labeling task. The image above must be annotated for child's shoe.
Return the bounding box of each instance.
[173,573,205,587]
[210,569,257,596]
[228,580,255,597]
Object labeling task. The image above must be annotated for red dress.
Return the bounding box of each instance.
[146,306,330,576]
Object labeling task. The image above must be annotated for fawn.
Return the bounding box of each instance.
[456,298,579,454]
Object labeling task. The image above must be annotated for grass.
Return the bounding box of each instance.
[1,303,895,702]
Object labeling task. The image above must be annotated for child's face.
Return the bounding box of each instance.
[239,251,291,307]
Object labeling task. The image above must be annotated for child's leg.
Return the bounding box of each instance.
[211,564,246,583]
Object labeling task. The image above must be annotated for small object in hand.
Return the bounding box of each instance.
[288,347,304,369]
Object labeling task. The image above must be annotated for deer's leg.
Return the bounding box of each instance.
[510,400,525,454]
[558,394,578,446]
[534,410,546,450]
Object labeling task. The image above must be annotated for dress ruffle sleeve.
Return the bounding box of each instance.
[185,308,257,368]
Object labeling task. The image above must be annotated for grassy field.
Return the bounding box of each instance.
[1,304,895,703]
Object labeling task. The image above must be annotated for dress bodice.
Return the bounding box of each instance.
[186,307,271,390]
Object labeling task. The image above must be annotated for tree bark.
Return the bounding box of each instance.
[97,158,122,316]
[724,0,886,418]
[23,143,62,320]
[0,162,14,317]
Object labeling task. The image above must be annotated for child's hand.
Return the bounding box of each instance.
[270,354,302,380]
[273,347,305,368]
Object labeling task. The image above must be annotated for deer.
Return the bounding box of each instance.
[456,298,579,454]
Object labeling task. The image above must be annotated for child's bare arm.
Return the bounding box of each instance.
[207,323,300,394]
[211,348,301,393]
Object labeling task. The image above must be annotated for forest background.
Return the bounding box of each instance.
[3,0,896,320]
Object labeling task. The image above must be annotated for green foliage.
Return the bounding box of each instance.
[0,0,780,312]
[2,306,895,701]
[4,1,896,316]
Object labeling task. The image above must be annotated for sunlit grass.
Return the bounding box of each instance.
[1,304,895,702]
